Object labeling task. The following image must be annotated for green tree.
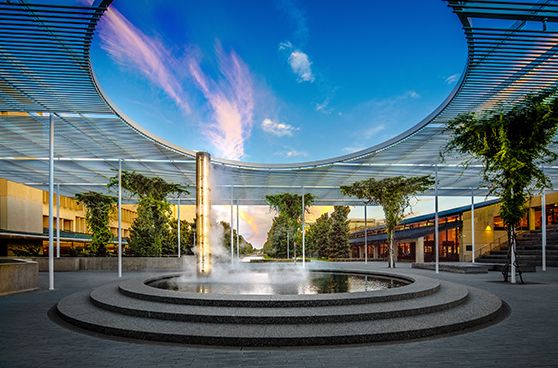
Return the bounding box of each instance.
[75,191,116,256]
[108,171,188,256]
[218,221,254,256]
[327,206,351,259]
[445,91,558,282]
[306,212,332,258]
[341,176,433,268]
[263,215,289,258]
[265,193,315,259]
[165,219,195,256]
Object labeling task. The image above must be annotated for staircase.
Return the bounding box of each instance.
[476,224,558,268]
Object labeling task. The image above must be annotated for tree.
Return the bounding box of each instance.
[263,215,289,258]
[341,176,433,268]
[165,219,195,256]
[218,221,254,256]
[306,212,332,257]
[75,191,116,256]
[265,193,315,259]
[108,171,188,256]
[327,206,351,259]
[445,91,558,282]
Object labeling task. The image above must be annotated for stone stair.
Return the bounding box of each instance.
[56,270,505,346]
[476,224,558,268]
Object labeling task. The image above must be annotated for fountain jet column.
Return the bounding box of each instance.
[196,152,212,276]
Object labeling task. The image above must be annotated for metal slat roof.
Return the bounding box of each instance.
[0,0,557,204]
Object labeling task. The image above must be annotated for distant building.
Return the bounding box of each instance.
[349,194,556,263]
[0,178,137,256]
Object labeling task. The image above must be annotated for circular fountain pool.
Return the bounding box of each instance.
[147,270,408,295]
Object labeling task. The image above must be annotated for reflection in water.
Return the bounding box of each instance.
[148,271,408,295]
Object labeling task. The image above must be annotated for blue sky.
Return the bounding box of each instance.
[91,0,466,163]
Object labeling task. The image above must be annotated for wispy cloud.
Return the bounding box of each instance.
[315,97,333,114]
[275,0,309,45]
[188,45,255,160]
[445,73,460,85]
[362,124,386,139]
[98,6,191,115]
[261,118,298,137]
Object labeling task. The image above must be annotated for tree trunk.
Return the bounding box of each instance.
[388,230,395,268]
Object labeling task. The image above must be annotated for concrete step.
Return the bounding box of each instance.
[89,283,469,324]
[57,283,504,346]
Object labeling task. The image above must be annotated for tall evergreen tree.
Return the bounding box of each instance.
[327,206,351,258]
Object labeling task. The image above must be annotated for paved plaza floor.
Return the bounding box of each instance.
[1,262,557,368]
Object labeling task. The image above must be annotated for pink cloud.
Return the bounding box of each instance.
[97,6,191,114]
[188,45,254,160]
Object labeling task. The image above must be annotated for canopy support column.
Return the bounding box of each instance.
[542,189,547,271]
[302,186,306,268]
[230,186,234,264]
[117,159,122,278]
[48,113,54,290]
[471,188,475,263]
[435,164,439,274]
[177,197,181,258]
[56,183,60,258]
[364,204,368,263]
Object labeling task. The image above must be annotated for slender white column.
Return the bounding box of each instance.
[177,197,181,258]
[302,187,306,268]
[117,159,122,278]
[510,233,517,284]
[364,204,368,263]
[230,186,234,264]
[434,164,439,274]
[236,202,240,260]
[542,189,547,271]
[287,232,290,259]
[471,188,475,263]
[48,113,54,290]
[56,183,60,258]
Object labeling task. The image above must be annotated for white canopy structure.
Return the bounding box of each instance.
[0,0,557,204]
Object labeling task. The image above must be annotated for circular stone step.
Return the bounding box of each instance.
[117,271,439,307]
[56,284,504,346]
[55,270,506,346]
[89,282,468,324]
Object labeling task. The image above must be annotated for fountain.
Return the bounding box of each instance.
[54,152,507,346]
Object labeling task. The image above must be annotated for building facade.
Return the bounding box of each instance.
[349,193,557,263]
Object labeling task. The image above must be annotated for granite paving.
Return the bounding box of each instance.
[1,262,557,367]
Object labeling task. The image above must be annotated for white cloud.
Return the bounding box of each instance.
[445,73,460,85]
[288,50,314,83]
[274,149,308,158]
[284,150,307,157]
[261,118,298,137]
[405,90,420,99]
